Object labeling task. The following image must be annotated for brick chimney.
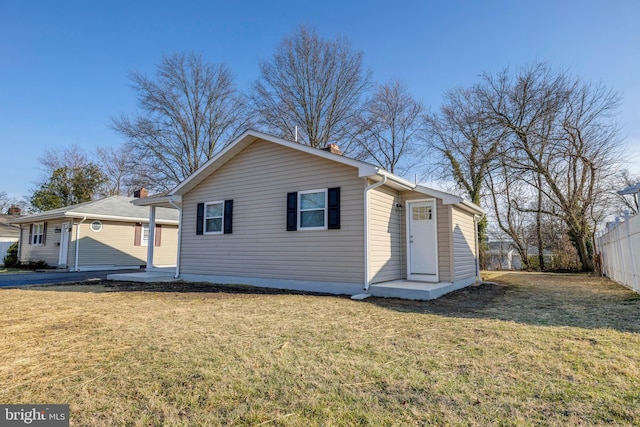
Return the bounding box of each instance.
[133,188,148,198]
[322,143,343,156]
[7,205,21,216]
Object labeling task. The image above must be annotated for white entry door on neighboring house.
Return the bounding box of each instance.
[407,200,438,282]
[58,222,71,266]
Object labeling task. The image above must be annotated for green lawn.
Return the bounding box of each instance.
[1,272,639,426]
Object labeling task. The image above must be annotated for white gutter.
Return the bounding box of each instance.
[375,169,416,190]
[10,212,178,225]
[17,225,23,261]
[363,175,388,291]
[168,197,182,278]
[73,217,87,272]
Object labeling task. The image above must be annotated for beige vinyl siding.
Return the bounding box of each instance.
[70,221,178,268]
[151,224,179,265]
[19,221,63,266]
[369,185,402,283]
[399,192,452,282]
[180,139,366,284]
[451,206,477,281]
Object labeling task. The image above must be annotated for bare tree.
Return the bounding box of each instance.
[96,145,151,196]
[39,144,91,175]
[479,62,622,271]
[251,25,372,151]
[611,169,640,215]
[0,191,29,214]
[486,158,534,270]
[352,79,425,174]
[426,86,506,205]
[112,52,251,190]
[425,85,507,267]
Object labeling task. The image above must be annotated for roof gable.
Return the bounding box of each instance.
[170,129,380,196]
[133,129,483,215]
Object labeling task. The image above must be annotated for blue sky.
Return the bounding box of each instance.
[1,1,639,200]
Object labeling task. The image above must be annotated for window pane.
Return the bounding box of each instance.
[206,218,222,232]
[412,206,432,221]
[206,203,223,217]
[301,210,324,228]
[300,192,325,210]
[142,225,149,245]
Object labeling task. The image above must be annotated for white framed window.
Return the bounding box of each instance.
[141,224,149,246]
[204,201,224,234]
[299,189,327,230]
[90,221,103,232]
[31,223,45,245]
[412,206,432,221]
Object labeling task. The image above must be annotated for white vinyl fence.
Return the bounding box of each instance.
[597,214,640,293]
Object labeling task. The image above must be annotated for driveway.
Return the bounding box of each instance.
[0,269,142,288]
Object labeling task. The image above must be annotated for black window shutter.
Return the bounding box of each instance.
[286,192,297,231]
[196,203,204,235]
[328,187,340,229]
[224,200,233,234]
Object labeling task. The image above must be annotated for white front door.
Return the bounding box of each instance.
[58,223,71,266]
[407,200,438,282]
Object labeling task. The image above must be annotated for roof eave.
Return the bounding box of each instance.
[169,129,389,197]
[363,169,416,191]
[9,211,178,225]
[131,195,182,209]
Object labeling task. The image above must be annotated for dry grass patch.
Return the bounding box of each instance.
[1,273,639,426]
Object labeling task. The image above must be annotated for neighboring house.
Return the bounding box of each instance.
[10,194,179,271]
[486,240,554,270]
[130,130,484,299]
[486,241,517,270]
[0,206,22,263]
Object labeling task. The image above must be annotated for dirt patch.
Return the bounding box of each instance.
[368,281,510,315]
[23,279,346,297]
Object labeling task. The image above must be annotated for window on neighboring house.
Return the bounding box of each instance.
[299,189,328,229]
[141,224,150,246]
[204,201,224,234]
[30,223,46,245]
[134,223,162,247]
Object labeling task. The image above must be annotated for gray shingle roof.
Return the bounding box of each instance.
[10,196,179,224]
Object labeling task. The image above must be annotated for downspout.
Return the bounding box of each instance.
[17,225,23,261]
[474,214,483,283]
[168,197,182,279]
[74,217,87,272]
[364,176,388,291]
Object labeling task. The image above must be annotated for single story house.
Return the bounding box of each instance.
[11,194,179,271]
[486,241,518,270]
[129,130,484,300]
[486,240,554,270]
[0,206,22,263]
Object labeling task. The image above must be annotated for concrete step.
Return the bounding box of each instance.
[369,281,460,300]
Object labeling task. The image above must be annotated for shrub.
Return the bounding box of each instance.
[2,242,19,268]
[22,260,50,270]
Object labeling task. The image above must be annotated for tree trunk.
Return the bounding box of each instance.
[569,230,594,272]
[536,174,545,270]
[477,215,488,270]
